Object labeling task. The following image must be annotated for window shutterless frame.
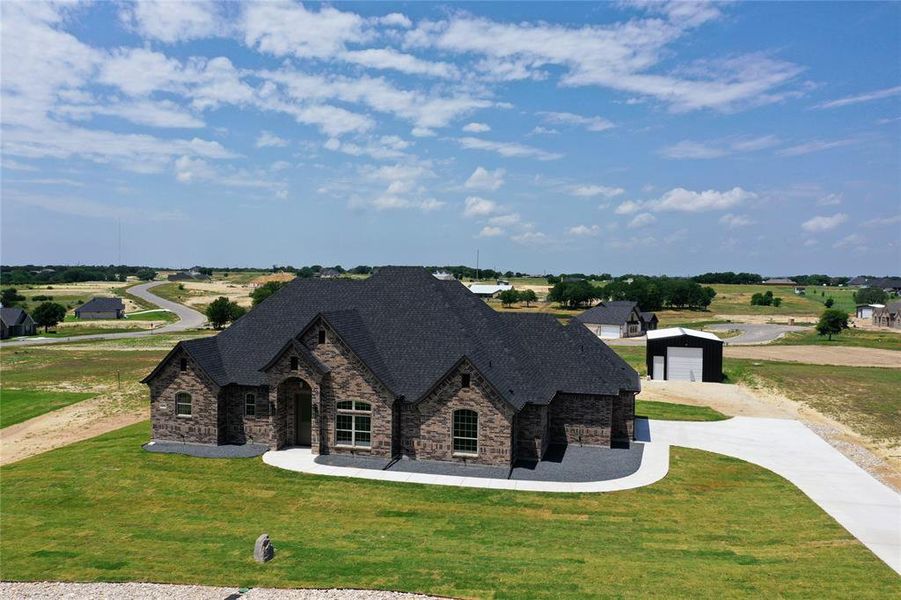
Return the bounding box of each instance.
[335,400,372,448]
[452,409,478,456]
[175,391,192,417]
[244,392,256,417]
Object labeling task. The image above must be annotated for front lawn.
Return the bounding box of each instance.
[0,389,96,428]
[635,400,727,421]
[0,422,896,598]
[773,328,901,351]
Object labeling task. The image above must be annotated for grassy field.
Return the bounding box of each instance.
[708,284,821,316]
[0,389,96,428]
[0,422,896,598]
[729,360,901,446]
[148,282,194,305]
[124,309,179,323]
[635,400,727,421]
[774,328,901,351]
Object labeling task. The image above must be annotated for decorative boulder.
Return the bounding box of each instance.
[254,533,275,563]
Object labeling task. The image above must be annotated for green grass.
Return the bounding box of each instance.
[0,389,96,428]
[708,284,823,316]
[147,282,193,304]
[0,422,896,598]
[41,327,140,337]
[610,345,646,376]
[727,360,901,446]
[635,400,728,421]
[124,309,179,323]
[773,329,901,351]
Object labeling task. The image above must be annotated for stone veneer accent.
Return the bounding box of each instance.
[149,347,220,444]
[402,361,514,466]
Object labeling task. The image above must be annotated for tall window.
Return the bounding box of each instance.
[290,356,299,370]
[245,393,256,417]
[336,400,371,448]
[453,409,478,455]
[175,392,192,417]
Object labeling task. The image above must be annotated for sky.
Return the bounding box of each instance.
[1,1,899,276]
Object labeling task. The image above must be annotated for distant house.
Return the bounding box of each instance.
[432,271,455,281]
[75,297,125,320]
[318,268,343,279]
[855,304,884,319]
[1,307,37,339]
[847,276,901,292]
[763,277,797,285]
[468,282,513,298]
[646,328,724,382]
[168,269,210,282]
[794,286,806,295]
[873,301,901,329]
[575,301,656,339]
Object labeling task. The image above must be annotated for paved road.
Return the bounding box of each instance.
[646,417,901,574]
[708,322,808,344]
[0,281,206,347]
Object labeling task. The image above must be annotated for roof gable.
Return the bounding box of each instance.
[77,297,124,312]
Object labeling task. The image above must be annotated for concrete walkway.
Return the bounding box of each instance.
[1,281,206,347]
[263,443,671,493]
[647,417,901,574]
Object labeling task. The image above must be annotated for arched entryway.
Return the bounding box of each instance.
[278,378,312,447]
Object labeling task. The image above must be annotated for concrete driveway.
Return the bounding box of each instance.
[1,281,206,347]
[644,417,901,574]
[708,322,808,344]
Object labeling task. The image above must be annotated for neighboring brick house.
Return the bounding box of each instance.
[873,301,901,329]
[0,307,36,339]
[575,301,656,339]
[143,267,640,466]
[75,297,125,319]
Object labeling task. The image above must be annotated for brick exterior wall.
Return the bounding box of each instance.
[403,361,515,466]
[149,347,221,444]
[515,403,548,461]
[548,393,615,447]
[263,346,324,450]
[301,320,395,458]
[612,392,636,442]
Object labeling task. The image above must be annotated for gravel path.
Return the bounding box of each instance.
[707,323,807,344]
[143,441,269,458]
[0,582,444,599]
[724,345,901,367]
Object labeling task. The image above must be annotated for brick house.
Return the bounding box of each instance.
[873,301,901,329]
[75,297,125,319]
[143,267,640,466]
[575,301,657,339]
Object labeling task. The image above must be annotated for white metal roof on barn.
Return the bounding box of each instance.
[467,283,513,295]
[646,327,722,343]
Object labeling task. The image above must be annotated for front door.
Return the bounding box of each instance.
[295,391,312,446]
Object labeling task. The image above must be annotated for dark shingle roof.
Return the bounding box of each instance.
[163,267,638,410]
[575,301,640,326]
[0,307,29,326]
[640,311,657,323]
[77,297,124,312]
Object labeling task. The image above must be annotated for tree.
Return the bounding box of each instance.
[136,269,157,281]
[206,297,244,329]
[854,287,888,305]
[32,302,66,332]
[772,297,782,307]
[824,297,834,308]
[251,281,286,306]
[498,289,520,307]
[816,308,849,341]
[519,289,538,307]
[547,280,598,308]
[1,287,26,308]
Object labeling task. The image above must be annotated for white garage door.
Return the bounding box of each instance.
[667,347,704,382]
[599,325,621,339]
[859,307,873,319]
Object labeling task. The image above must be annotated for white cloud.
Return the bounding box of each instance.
[862,214,901,228]
[568,224,601,236]
[255,131,289,148]
[242,2,367,59]
[5,191,183,223]
[511,230,550,244]
[628,213,656,228]
[1,159,38,172]
[120,0,222,43]
[816,85,901,110]
[56,98,206,129]
[719,213,755,228]
[342,48,459,79]
[801,213,848,232]
[488,213,520,226]
[817,193,842,206]
[539,111,613,132]
[833,233,864,249]
[410,127,435,137]
[375,13,412,29]
[530,126,559,135]
[478,226,504,237]
[614,200,643,215]
[569,184,624,198]
[660,135,780,159]
[653,187,756,212]
[777,138,859,157]
[463,122,491,133]
[659,140,727,159]
[465,167,505,191]
[456,137,562,160]
[463,196,498,217]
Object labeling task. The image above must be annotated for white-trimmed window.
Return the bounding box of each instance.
[175,392,192,417]
[245,393,256,417]
[453,409,478,455]
[336,400,371,448]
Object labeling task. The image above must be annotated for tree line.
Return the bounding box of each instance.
[546,277,717,310]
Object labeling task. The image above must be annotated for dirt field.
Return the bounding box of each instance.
[178,281,255,308]
[10,281,144,312]
[725,345,901,368]
[641,380,901,490]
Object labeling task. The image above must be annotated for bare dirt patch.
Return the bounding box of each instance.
[180,281,254,308]
[725,345,901,368]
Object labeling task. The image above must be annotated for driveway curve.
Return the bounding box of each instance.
[708,322,807,344]
[0,281,206,347]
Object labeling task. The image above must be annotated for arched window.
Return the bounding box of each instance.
[453,409,478,455]
[175,392,192,417]
[336,400,371,448]
[244,393,256,417]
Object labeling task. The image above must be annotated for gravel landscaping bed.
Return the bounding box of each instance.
[0,582,443,600]
[315,443,644,483]
[142,441,269,458]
